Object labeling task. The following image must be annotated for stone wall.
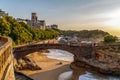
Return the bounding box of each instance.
[0,36,15,80]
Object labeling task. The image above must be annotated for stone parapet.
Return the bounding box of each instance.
[0,36,15,80]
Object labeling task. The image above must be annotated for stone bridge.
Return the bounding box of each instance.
[13,42,120,75]
[13,42,120,59]
[13,43,95,60]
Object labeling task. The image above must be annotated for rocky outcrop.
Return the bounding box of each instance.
[14,57,41,70]
[73,49,120,75]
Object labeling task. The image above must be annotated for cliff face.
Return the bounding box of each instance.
[72,49,120,75]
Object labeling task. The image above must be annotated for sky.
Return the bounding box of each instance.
[0,0,120,36]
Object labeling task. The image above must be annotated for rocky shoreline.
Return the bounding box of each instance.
[72,49,120,76]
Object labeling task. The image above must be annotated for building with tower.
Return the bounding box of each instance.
[31,13,38,27]
[16,12,58,30]
[26,12,46,29]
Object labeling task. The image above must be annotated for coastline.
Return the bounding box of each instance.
[19,52,71,80]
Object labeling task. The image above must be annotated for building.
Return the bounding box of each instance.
[51,24,58,29]
[46,24,58,29]
[16,12,58,30]
[31,13,38,27]
[0,9,8,18]
[26,12,46,29]
[39,20,46,29]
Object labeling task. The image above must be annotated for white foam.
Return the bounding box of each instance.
[45,49,74,62]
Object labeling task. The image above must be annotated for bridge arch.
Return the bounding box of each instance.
[13,43,94,61]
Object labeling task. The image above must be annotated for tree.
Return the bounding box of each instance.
[0,18,11,36]
[104,35,118,43]
[0,16,60,45]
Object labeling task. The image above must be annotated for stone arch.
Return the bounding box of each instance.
[13,44,94,60]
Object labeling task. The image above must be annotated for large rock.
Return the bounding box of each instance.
[15,57,41,70]
[73,49,120,75]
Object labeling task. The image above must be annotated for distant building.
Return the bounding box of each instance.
[31,13,38,27]
[26,12,46,29]
[51,24,58,29]
[16,12,58,30]
[46,24,58,29]
[39,20,46,29]
[46,25,51,29]
[0,9,8,18]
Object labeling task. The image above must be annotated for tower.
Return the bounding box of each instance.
[31,13,38,27]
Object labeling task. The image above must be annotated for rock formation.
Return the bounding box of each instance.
[72,49,120,75]
[14,56,41,70]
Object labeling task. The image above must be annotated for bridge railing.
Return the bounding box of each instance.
[0,36,12,80]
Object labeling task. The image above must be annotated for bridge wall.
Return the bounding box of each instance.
[0,37,15,80]
[13,44,94,60]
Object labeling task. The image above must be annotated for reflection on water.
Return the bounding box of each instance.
[79,71,120,80]
[58,70,120,80]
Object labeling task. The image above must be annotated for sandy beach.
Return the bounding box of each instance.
[19,52,72,80]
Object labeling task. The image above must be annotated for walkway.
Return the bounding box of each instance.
[15,71,33,80]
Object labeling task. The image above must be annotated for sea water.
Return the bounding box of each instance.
[45,49,74,62]
[45,49,120,80]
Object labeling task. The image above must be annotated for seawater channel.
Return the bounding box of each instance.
[45,49,120,80]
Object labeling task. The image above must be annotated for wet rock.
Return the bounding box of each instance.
[56,62,62,65]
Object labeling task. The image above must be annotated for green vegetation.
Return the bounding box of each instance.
[104,35,118,43]
[61,30,109,38]
[0,16,59,45]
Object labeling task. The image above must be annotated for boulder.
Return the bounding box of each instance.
[15,57,41,70]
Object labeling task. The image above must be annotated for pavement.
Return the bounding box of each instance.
[15,71,34,80]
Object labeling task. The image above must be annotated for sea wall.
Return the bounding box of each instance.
[0,37,15,80]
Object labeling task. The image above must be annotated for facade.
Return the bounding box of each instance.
[39,20,46,29]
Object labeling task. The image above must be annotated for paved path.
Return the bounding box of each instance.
[15,71,33,80]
